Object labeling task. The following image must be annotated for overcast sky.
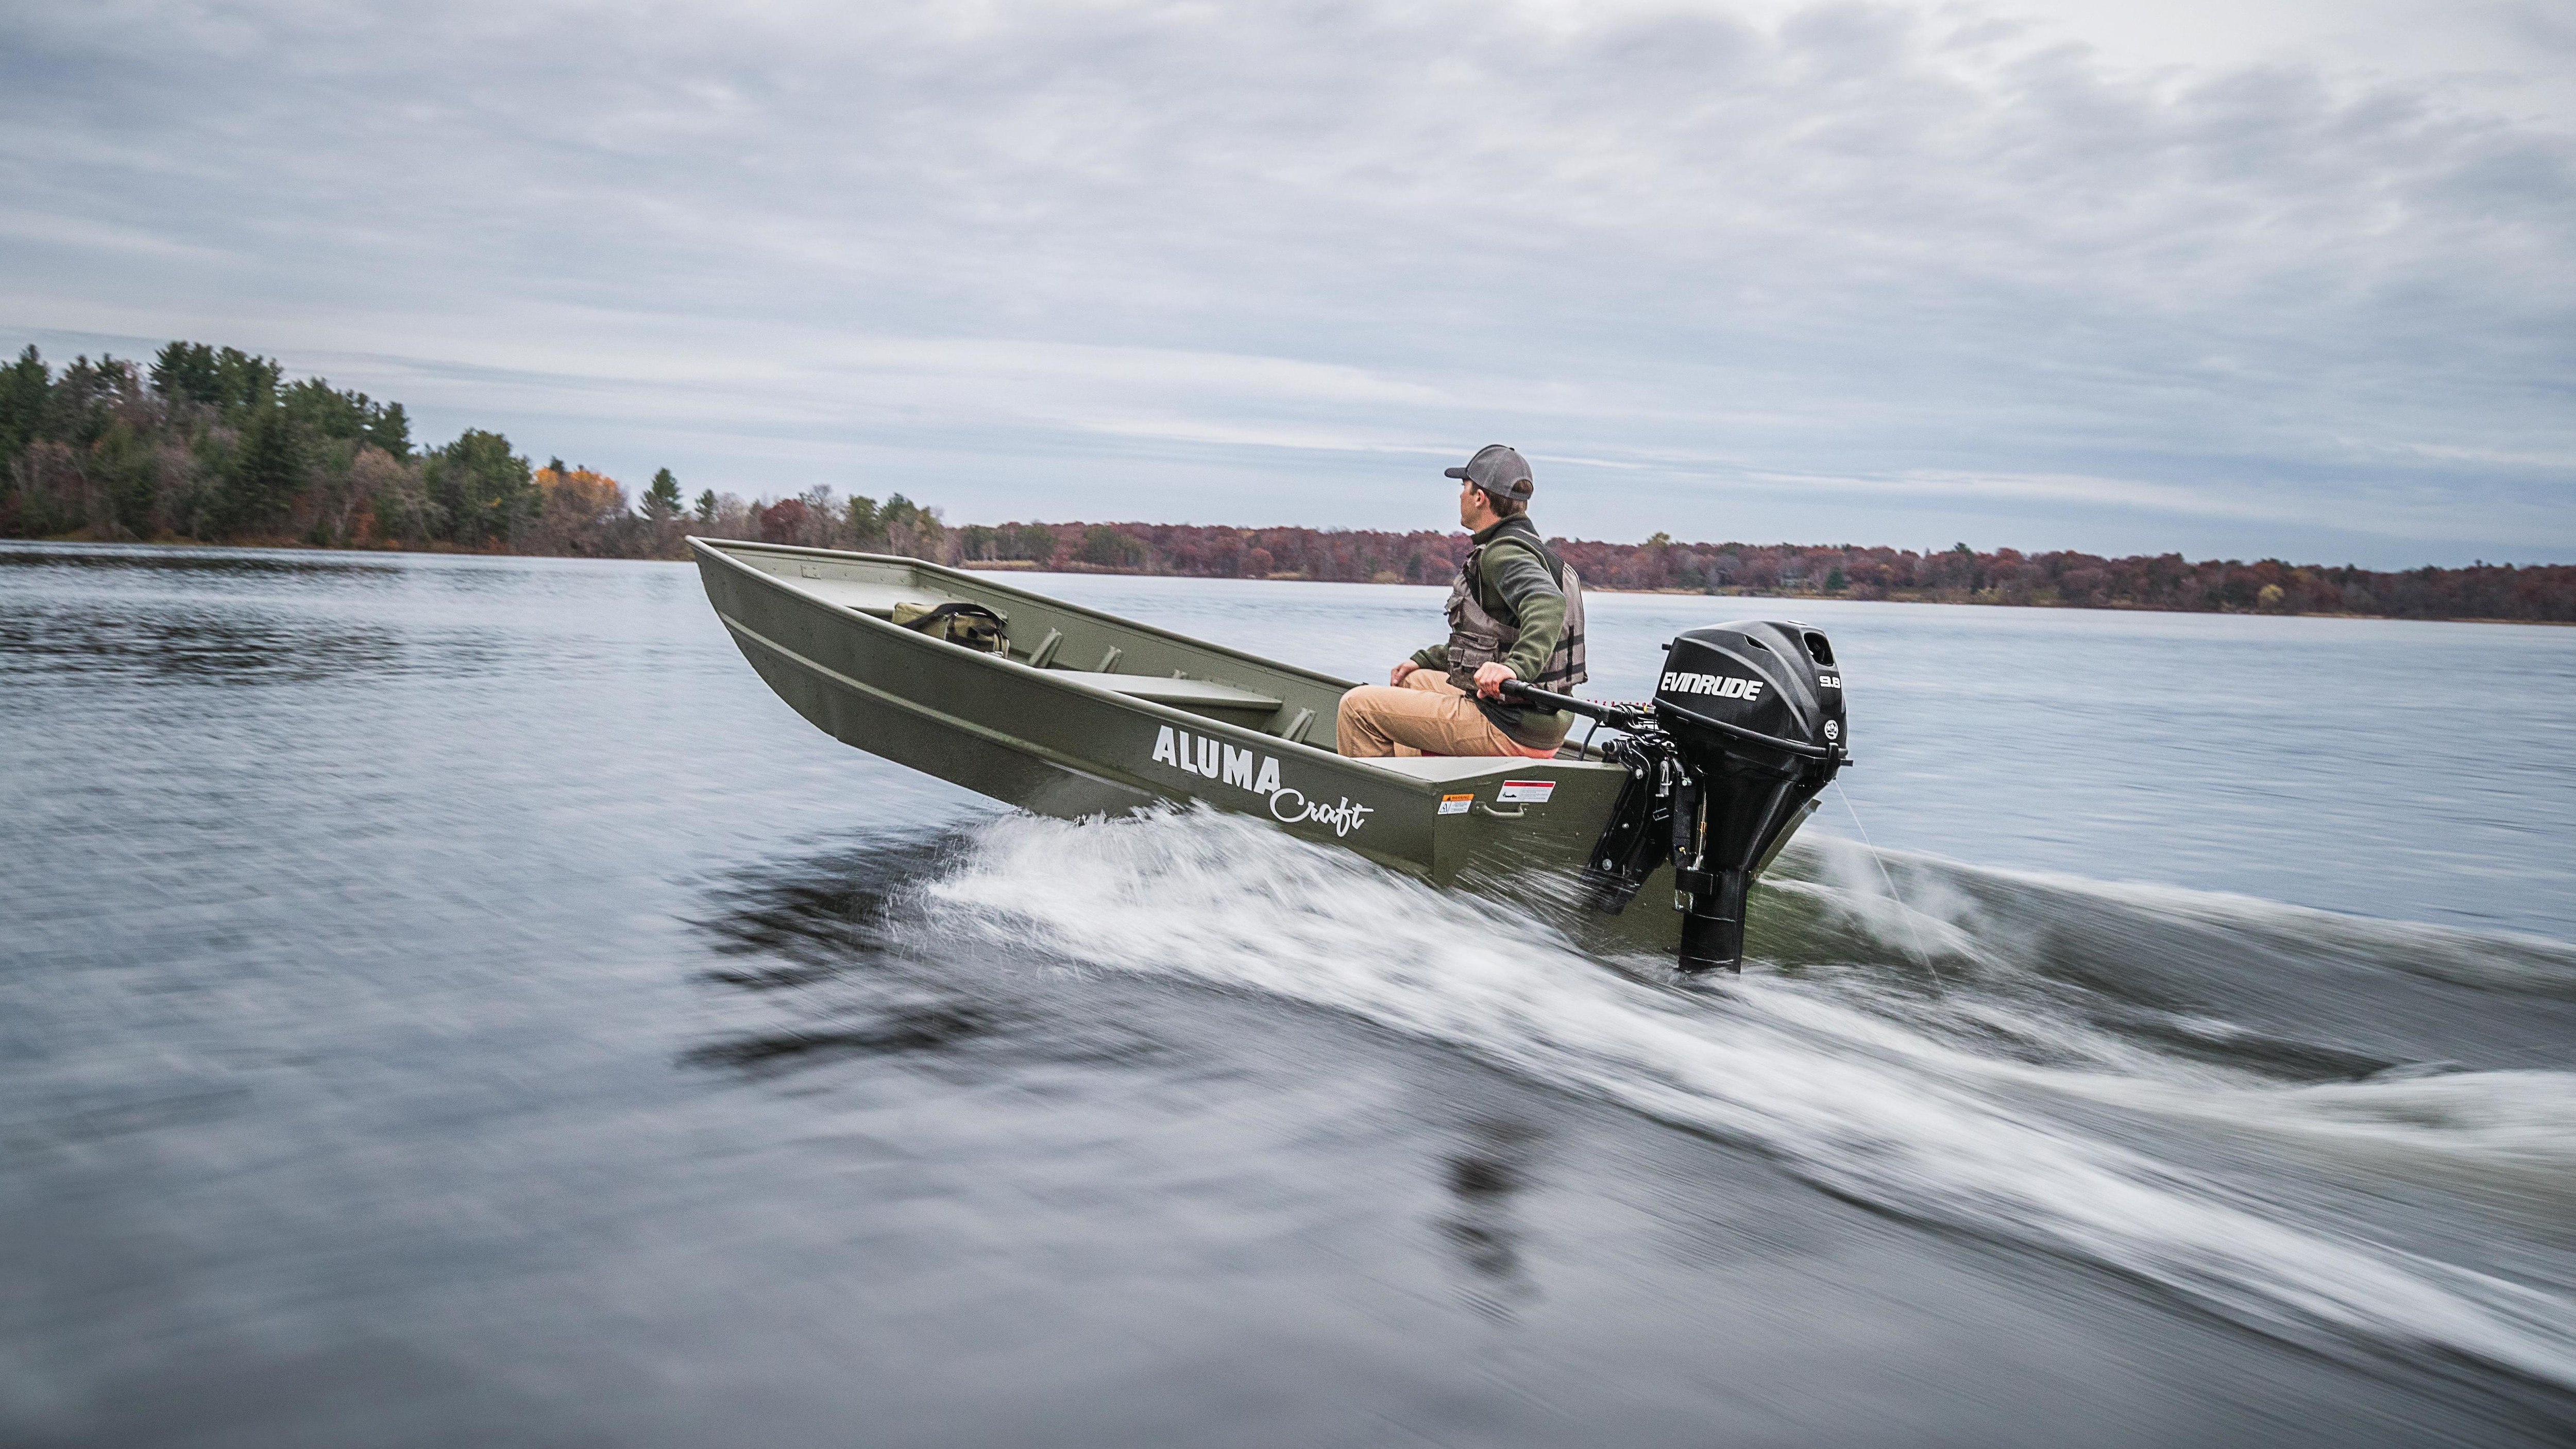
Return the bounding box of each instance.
[4,0,2570,565]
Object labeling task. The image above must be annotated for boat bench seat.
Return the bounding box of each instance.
[1054,672,1282,713]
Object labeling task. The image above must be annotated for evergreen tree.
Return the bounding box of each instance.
[209,348,280,416]
[228,404,303,531]
[643,467,683,521]
[92,418,160,538]
[1007,523,1054,562]
[844,495,882,545]
[0,346,48,467]
[45,356,137,452]
[150,342,222,404]
[425,430,537,545]
[694,489,717,525]
[281,378,375,440]
[366,402,411,458]
[1081,525,1146,570]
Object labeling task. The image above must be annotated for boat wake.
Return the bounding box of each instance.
[896,806,2576,1397]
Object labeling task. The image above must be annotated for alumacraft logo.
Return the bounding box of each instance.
[1660,671,1765,700]
[1149,725,1375,837]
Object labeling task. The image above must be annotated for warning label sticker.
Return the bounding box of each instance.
[1438,794,1473,815]
[1496,780,1556,804]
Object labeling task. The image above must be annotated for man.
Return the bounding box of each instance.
[1336,444,1587,759]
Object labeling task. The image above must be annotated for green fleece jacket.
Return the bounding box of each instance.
[1409,516,1569,746]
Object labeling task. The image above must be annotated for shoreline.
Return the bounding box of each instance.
[9,535,2569,628]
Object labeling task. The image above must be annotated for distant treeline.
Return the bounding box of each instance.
[0,342,948,561]
[6,340,2570,623]
[0,343,683,556]
[945,521,2576,623]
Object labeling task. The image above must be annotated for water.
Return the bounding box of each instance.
[5,542,2574,1446]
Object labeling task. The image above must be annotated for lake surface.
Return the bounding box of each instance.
[5,541,2574,1446]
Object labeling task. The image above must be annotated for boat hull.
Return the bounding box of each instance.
[692,538,1731,958]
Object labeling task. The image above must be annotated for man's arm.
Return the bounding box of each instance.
[1410,642,1450,671]
[1485,541,1565,684]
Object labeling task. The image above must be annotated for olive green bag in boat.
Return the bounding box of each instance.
[891,601,1009,654]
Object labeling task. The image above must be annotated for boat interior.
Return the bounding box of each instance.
[706,541,1616,777]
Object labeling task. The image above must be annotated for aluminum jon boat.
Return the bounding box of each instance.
[691,536,1851,971]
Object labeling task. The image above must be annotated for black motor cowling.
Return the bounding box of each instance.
[1579,620,1848,972]
[1655,623,1845,760]
[1655,622,1845,970]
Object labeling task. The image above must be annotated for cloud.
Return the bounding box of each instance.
[1,0,2569,564]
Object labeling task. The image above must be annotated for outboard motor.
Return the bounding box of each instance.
[1649,622,1846,969]
[1514,620,1848,973]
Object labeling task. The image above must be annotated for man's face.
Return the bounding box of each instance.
[1458,479,1486,530]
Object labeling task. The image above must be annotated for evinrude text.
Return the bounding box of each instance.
[1660,671,1765,700]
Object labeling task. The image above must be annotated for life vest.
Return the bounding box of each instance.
[1443,521,1586,694]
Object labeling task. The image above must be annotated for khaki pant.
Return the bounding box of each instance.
[1335,669,1555,759]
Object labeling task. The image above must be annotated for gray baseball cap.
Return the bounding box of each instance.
[1444,444,1533,502]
